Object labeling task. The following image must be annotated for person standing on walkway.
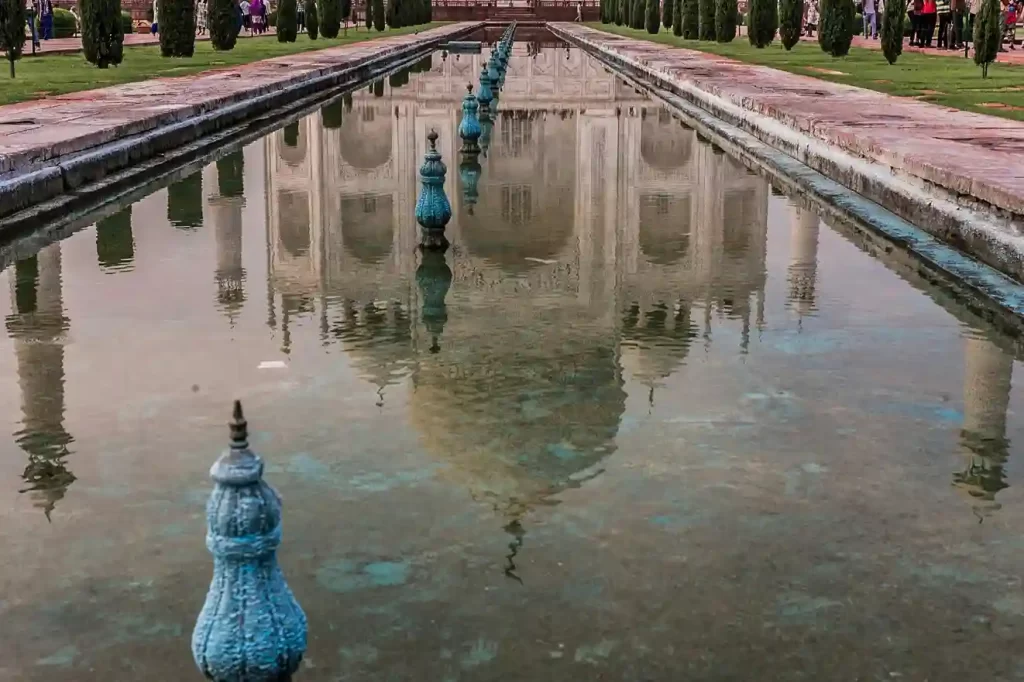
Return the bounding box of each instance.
[909,0,923,44]
[24,0,40,51]
[952,0,966,46]
[936,0,952,46]
[919,0,937,45]
[240,0,251,32]
[863,0,878,37]
[39,0,53,39]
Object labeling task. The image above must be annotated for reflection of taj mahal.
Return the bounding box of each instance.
[262,48,771,521]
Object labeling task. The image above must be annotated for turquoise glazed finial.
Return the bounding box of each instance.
[477,66,494,110]
[192,401,308,682]
[415,130,452,251]
[458,84,482,154]
[487,51,500,86]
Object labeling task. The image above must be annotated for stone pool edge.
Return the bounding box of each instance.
[0,23,481,231]
[552,23,1024,337]
[549,23,1024,288]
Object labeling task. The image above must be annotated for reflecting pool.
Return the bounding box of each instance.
[2,42,1024,681]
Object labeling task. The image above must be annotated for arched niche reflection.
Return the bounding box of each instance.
[638,193,692,266]
[338,105,393,171]
[340,194,394,265]
[641,108,693,172]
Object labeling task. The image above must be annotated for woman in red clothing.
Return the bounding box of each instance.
[919,0,938,46]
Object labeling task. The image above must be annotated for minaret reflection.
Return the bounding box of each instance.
[787,203,820,321]
[5,245,74,519]
[209,152,246,322]
[953,335,1014,518]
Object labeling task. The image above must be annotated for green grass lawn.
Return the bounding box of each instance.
[588,23,1024,121]
[2,23,447,106]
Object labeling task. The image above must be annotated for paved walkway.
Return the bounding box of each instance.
[0,22,474,175]
[558,23,1024,218]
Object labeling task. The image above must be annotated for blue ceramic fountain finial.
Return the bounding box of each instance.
[477,66,494,111]
[458,84,482,154]
[192,401,308,682]
[415,130,452,251]
[487,51,500,86]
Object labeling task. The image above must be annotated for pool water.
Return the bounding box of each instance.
[1,44,1024,681]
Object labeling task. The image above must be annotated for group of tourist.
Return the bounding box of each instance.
[800,0,1018,49]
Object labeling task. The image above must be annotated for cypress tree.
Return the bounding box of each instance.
[158,0,196,56]
[779,0,802,48]
[0,0,26,78]
[747,0,777,46]
[632,0,645,28]
[698,0,715,38]
[372,0,385,30]
[646,0,660,31]
[209,0,239,50]
[340,0,350,33]
[715,0,736,40]
[82,0,124,67]
[974,0,1000,77]
[365,0,372,28]
[663,0,673,27]
[818,0,854,55]
[682,0,698,36]
[277,0,297,41]
[385,0,397,27]
[321,0,340,36]
[616,0,625,24]
[672,0,683,33]
[880,0,906,62]
[305,0,318,37]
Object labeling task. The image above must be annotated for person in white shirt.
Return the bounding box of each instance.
[240,0,251,32]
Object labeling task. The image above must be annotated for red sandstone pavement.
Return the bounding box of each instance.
[0,22,475,175]
[562,23,1024,217]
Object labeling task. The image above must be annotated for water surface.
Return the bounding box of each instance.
[1,43,1023,681]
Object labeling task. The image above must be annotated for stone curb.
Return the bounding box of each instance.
[0,23,480,226]
[550,23,1024,285]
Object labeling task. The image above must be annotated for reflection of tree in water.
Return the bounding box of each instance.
[5,248,74,520]
[216,150,245,198]
[953,336,1014,520]
[95,205,135,272]
[167,171,203,230]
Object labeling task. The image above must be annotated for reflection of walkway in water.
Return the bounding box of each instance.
[5,244,74,519]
